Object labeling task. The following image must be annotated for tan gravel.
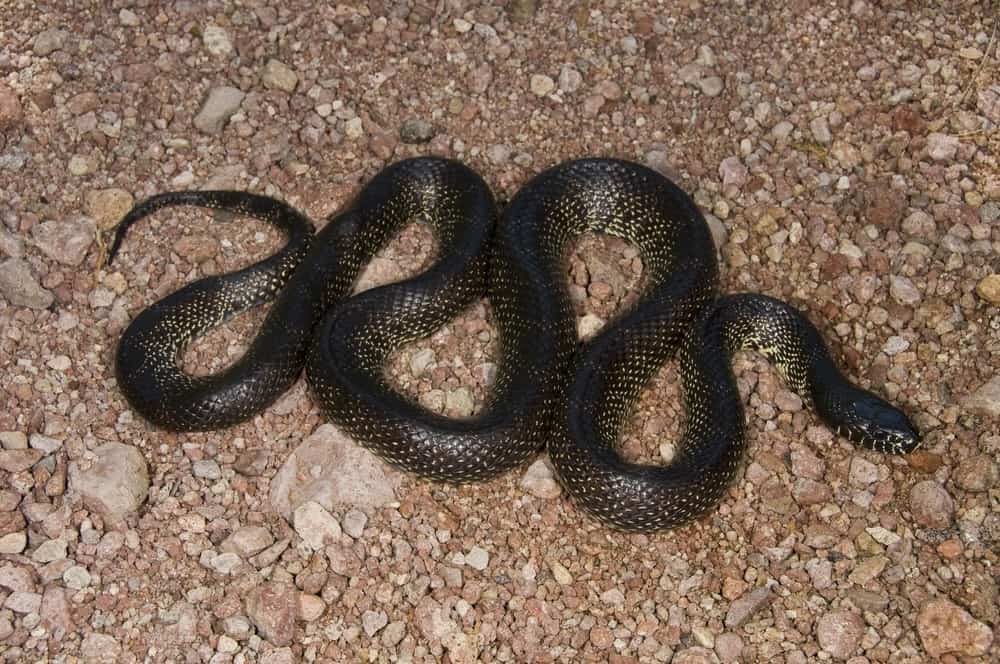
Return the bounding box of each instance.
[1,1,998,663]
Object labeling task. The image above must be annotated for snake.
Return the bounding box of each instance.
[108,156,921,532]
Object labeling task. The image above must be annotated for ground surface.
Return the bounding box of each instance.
[1,1,999,663]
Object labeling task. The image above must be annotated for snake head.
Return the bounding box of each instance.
[824,389,921,455]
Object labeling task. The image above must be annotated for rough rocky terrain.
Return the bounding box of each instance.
[1,1,998,662]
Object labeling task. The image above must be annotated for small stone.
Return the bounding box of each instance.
[600,588,625,607]
[792,478,831,505]
[953,454,998,492]
[975,275,1000,304]
[549,561,573,585]
[909,480,954,528]
[81,633,121,663]
[217,635,239,653]
[519,457,562,499]
[63,565,91,590]
[697,76,724,97]
[445,388,475,417]
[715,632,744,662]
[68,442,149,523]
[816,610,864,660]
[865,526,901,546]
[977,85,1000,123]
[0,432,26,449]
[85,188,134,231]
[382,621,406,647]
[848,555,887,585]
[810,116,832,144]
[118,9,139,26]
[594,80,622,100]
[0,258,54,309]
[530,74,555,96]
[771,120,794,140]
[32,537,67,563]
[202,24,233,56]
[192,459,222,480]
[589,626,614,649]
[298,593,325,622]
[262,59,298,93]
[260,648,295,664]
[718,156,747,189]
[0,448,43,472]
[363,609,389,636]
[210,552,243,575]
[245,583,298,646]
[465,546,489,571]
[0,84,23,129]
[487,143,511,165]
[221,526,274,558]
[849,457,879,486]
[889,275,920,305]
[194,86,245,135]
[293,501,342,550]
[963,376,1000,418]
[582,94,605,116]
[0,532,27,554]
[31,218,96,266]
[926,132,959,162]
[508,0,538,22]
[269,423,401,518]
[399,118,435,143]
[725,586,772,628]
[558,65,582,93]
[33,28,66,56]
[4,590,41,613]
[344,117,364,139]
[773,389,803,412]
[916,598,994,657]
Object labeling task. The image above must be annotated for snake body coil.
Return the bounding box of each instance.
[110,157,920,532]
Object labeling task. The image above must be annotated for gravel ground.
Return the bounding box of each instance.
[1,1,999,662]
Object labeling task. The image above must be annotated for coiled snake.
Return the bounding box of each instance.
[108,157,920,532]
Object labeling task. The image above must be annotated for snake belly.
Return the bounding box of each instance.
[111,156,920,532]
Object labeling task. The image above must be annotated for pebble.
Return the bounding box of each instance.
[445,387,475,416]
[31,218,96,266]
[260,648,295,664]
[848,457,879,486]
[193,86,245,135]
[519,457,563,499]
[0,258,54,309]
[953,454,997,492]
[81,633,121,663]
[341,508,368,538]
[85,188,134,231]
[909,480,954,528]
[5,590,41,614]
[221,526,274,557]
[809,116,832,144]
[724,586,772,628]
[549,561,573,585]
[262,59,299,93]
[962,376,1000,417]
[293,501,342,550]
[118,8,139,26]
[382,621,406,646]
[0,448,43,472]
[487,143,511,165]
[270,424,401,518]
[32,537,67,563]
[209,552,242,575]
[530,74,555,96]
[558,65,582,93]
[363,609,389,636]
[978,84,1000,123]
[465,546,490,571]
[916,598,994,657]
[0,84,22,129]
[298,593,325,622]
[714,632,744,662]
[202,24,233,56]
[245,583,298,646]
[925,132,959,161]
[192,459,222,480]
[718,156,747,189]
[0,431,25,450]
[0,532,27,554]
[889,275,920,305]
[697,76,724,97]
[399,118,435,143]
[816,610,864,660]
[63,565,91,590]
[68,442,149,523]
[975,274,1000,304]
[33,28,66,56]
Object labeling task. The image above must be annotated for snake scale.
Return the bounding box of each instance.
[108,157,920,532]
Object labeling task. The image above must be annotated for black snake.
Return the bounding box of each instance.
[108,157,920,532]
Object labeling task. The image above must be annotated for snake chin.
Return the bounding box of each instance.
[835,392,921,455]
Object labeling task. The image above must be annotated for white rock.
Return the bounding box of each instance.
[530,74,555,96]
[262,59,298,93]
[0,258,53,309]
[293,501,342,549]
[926,132,959,162]
[270,424,401,518]
[193,86,245,135]
[519,457,562,499]
[341,509,368,539]
[32,538,67,563]
[68,442,149,523]
[202,24,233,56]
[465,546,489,571]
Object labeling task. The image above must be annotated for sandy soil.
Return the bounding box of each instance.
[0,1,998,662]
